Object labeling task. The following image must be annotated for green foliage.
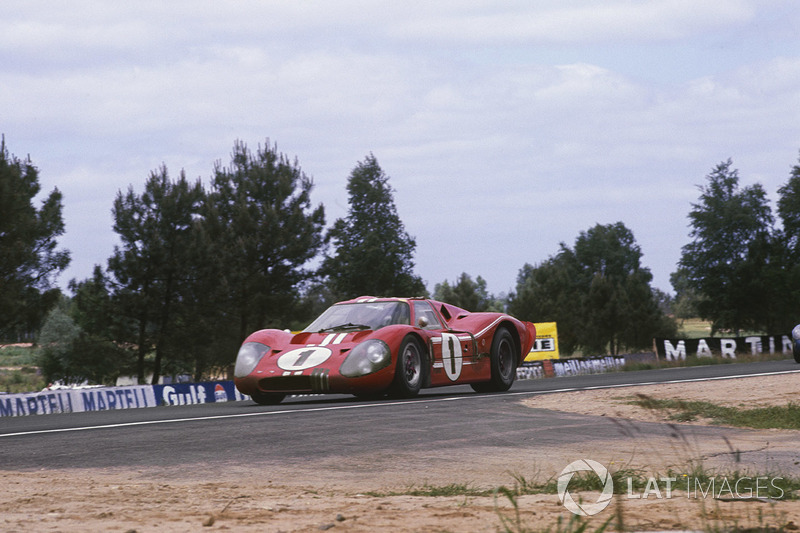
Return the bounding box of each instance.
[205,140,326,344]
[321,154,426,300]
[35,297,128,385]
[102,140,327,383]
[669,269,701,319]
[675,155,800,335]
[37,300,80,382]
[678,159,776,335]
[0,136,70,341]
[433,273,495,311]
[777,153,800,249]
[773,154,800,332]
[508,258,579,349]
[68,265,117,340]
[510,222,676,355]
[108,165,206,383]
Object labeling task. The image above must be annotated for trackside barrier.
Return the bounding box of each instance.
[517,354,634,380]
[654,335,792,361]
[0,381,250,417]
[3,354,657,417]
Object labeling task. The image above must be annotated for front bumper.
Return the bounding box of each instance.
[235,366,393,396]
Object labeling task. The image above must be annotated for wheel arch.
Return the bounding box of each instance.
[496,320,523,364]
[403,331,432,388]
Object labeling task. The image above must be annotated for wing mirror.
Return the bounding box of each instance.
[417,316,428,328]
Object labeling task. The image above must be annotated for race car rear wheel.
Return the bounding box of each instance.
[250,391,286,405]
[471,327,516,393]
[389,336,424,398]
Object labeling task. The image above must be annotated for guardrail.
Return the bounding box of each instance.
[0,380,250,417]
[517,354,632,380]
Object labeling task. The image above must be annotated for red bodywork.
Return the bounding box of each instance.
[234,296,536,399]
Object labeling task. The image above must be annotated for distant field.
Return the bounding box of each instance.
[0,344,45,393]
[675,317,767,338]
[0,344,39,366]
[676,317,713,338]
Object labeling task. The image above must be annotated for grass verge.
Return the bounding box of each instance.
[631,394,800,429]
[363,467,800,501]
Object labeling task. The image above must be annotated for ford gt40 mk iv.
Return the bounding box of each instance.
[234,296,537,405]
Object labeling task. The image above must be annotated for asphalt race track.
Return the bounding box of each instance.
[2,359,798,472]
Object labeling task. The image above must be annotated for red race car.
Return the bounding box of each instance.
[234,296,537,405]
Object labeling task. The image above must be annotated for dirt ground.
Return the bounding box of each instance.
[4,372,800,532]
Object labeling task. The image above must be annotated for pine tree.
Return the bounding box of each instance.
[107,166,204,383]
[0,136,70,340]
[321,154,426,299]
[204,140,326,343]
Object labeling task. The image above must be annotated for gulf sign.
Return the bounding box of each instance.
[525,322,560,361]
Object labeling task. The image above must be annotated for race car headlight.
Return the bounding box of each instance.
[793,325,800,341]
[234,342,270,378]
[340,340,391,377]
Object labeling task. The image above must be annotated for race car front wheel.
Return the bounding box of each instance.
[389,336,424,398]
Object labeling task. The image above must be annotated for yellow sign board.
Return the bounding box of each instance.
[525,322,560,361]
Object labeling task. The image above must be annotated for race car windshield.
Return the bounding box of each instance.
[305,301,411,333]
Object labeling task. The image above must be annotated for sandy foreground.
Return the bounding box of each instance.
[3,372,800,532]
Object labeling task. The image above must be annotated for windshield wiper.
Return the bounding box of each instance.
[318,323,371,333]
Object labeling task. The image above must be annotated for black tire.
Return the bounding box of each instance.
[250,391,286,405]
[389,336,424,398]
[471,327,517,393]
[794,340,800,364]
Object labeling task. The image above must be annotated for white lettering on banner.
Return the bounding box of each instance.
[661,335,792,360]
[0,391,75,416]
[533,338,555,352]
[517,364,544,379]
[745,337,762,355]
[80,387,154,412]
[664,340,686,361]
[161,385,208,406]
[0,385,157,416]
[552,357,625,377]
[697,339,712,358]
[720,339,737,359]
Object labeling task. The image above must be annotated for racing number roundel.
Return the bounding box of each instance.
[277,346,332,371]
[441,332,463,381]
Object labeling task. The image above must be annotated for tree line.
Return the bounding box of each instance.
[2,135,800,385]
